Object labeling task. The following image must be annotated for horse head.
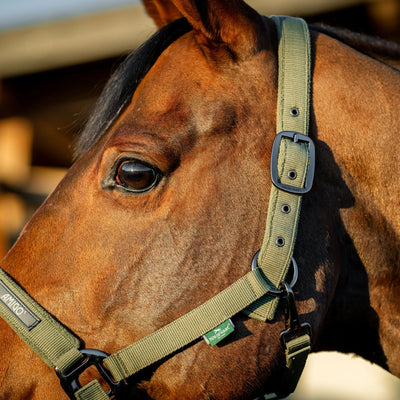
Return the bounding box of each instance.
[1,0,399,399]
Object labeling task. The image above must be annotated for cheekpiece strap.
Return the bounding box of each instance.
[245,16,313,322]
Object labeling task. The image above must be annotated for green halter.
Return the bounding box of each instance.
[0,16,314,400]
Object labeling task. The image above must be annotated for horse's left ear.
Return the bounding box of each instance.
[143,0,184,28]
[143,0,266,58]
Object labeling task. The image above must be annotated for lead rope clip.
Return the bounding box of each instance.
[280,282,312,349]
[275,282,312,398]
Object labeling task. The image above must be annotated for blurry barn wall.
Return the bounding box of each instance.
[0,1,400,399]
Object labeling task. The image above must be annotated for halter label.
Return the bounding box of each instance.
[0,280,41,330]
[203,319,235,346]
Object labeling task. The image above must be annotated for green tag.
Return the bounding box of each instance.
[203,319,235,346]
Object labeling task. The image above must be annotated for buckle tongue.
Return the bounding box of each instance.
[56,349,126,399]
[271,131,315,194]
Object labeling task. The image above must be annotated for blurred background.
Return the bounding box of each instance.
[0,0,400,398]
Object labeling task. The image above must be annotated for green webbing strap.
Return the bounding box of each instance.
[75,381,110,400]
[0,269,83,374]
[276,333,311,397]
[285,334,311,374]
[274,16,311,134]
[104,268,274,381]
[245,16,312,322]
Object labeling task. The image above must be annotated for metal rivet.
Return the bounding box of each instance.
[288,170,297,180]
[276,237,285,247]
[290,107,300,117]
[281,204,291,214]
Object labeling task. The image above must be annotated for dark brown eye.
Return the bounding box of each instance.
[116,161,159,192]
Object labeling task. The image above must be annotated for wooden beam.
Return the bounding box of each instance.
[26,167,67,196]
[0,118,33,186]
[0,193,26,257]
[0,193,25,235]
[0,0,378,78]
[0,5,153,78]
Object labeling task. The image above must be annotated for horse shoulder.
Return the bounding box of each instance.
[312,30,400,375]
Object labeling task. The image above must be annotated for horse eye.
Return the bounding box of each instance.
[116,161,159,192]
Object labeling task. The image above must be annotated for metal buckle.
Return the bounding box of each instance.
[271,131,315,194]
[56,349,126,399]
[251,250,298,296]
[279,283,312,347]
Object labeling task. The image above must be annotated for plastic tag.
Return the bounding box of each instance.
[203,319,235,346]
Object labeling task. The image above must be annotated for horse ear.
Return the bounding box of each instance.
[143,0,184,28]
[143,0,266,57]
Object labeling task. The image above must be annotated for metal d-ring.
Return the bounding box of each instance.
[251,250,298,296]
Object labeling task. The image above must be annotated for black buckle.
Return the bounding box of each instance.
[271,131,315,195]
[280,283,312,347]
[56,349,126,399]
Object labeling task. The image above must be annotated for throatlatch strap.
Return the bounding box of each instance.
[0,269,83,373]
[245,16,312,322]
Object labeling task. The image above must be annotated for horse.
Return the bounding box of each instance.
[1,0,400,399]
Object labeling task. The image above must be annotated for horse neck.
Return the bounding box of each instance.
[311,30,400,375]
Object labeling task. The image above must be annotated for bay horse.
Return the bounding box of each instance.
[1,0,400,399]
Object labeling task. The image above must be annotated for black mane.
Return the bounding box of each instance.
[311,23,400,70]
[75,18,192,157]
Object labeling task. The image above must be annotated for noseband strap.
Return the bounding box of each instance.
[0,16,313,400]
